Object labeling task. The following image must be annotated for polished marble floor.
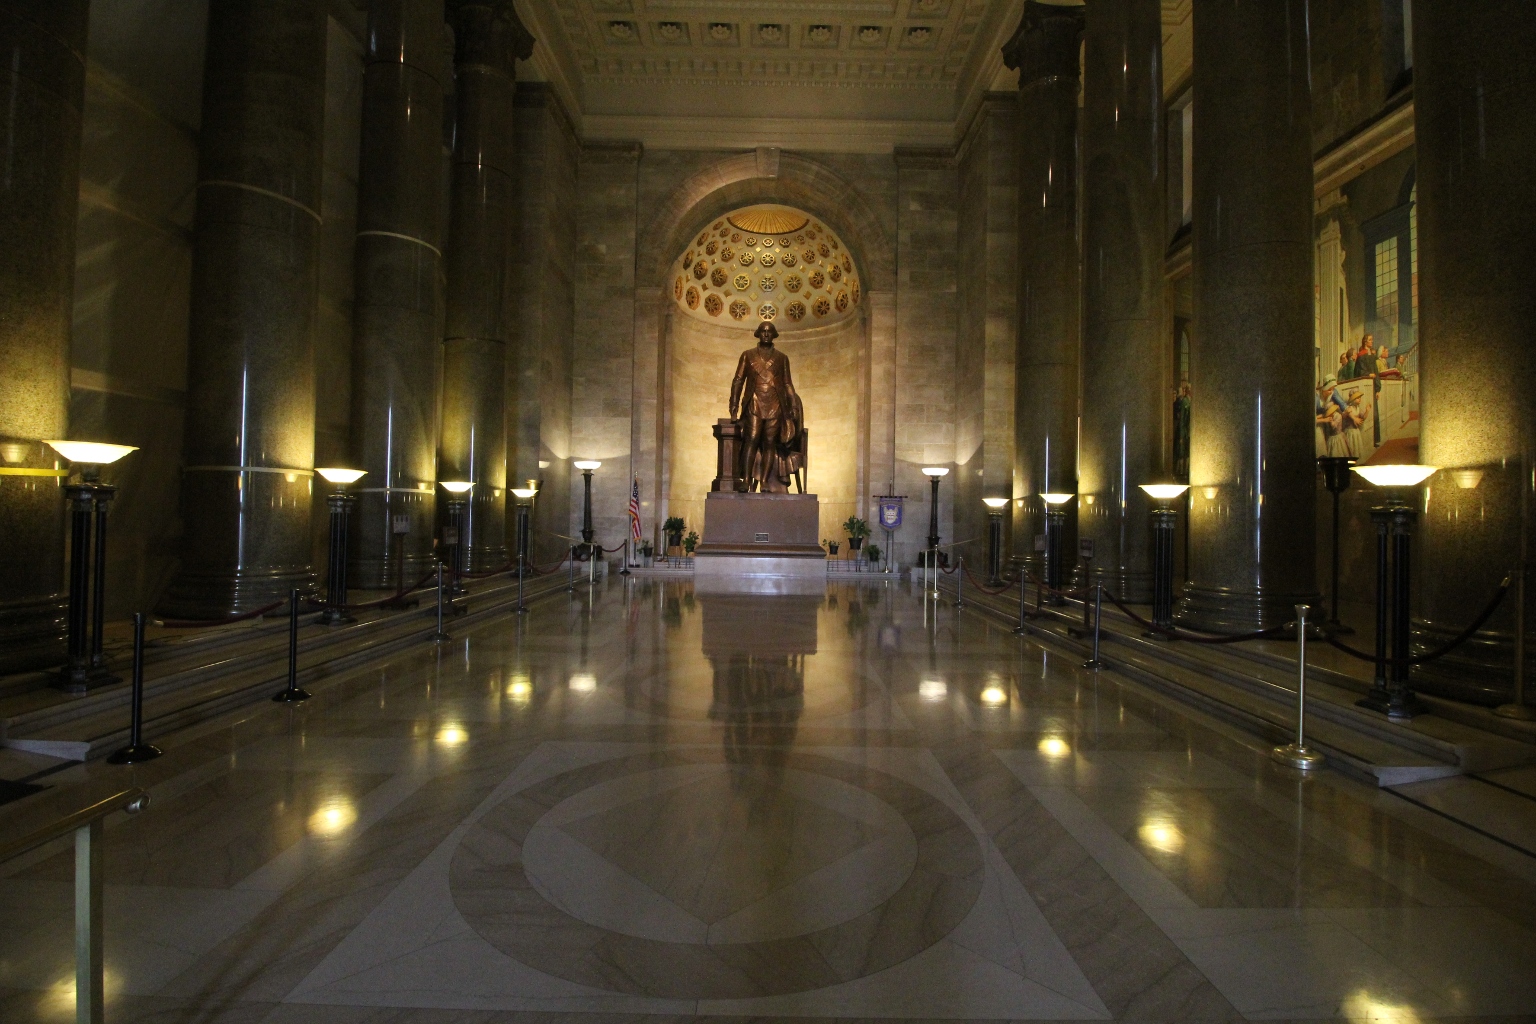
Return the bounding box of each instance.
[3,579,1536,1022]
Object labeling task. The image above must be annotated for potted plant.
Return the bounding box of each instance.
[683,530,699,556]
[639,539,654,567]
[664,516,685,552]
[866,542,881,564]
[825,538,840,556]
[844,515,869,551]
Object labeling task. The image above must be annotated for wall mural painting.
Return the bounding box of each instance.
[1314,152,1419,463]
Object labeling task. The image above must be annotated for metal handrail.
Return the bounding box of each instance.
[1,787,148,1024]
[0,788,147,863]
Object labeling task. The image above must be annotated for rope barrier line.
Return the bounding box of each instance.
[158,600,285,629]
[602,541,628,553]
[339,569,439,610]
[961,564,1015,595]
[1321,577,1510,667]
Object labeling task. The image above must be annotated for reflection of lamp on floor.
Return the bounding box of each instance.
[1139,484,1189,635]
[1352,464,1437,720]
[440,481,472,596]
[46,441,138,692]
[983,497,1009,585]
[1039,492,1074,605]
[1317,456,1356,633]
[316,468,365,625]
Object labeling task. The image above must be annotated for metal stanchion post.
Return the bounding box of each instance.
[430,563,451,642]
[1013,567,1028,636]
[1273,604,1325,770]
[516,554,527,614]
[272,589,311,702]
[1498,563,1535,720]
[954,556,965,609]
[568,547,576,592]
[1082,586,1105,670]
[108,613,162,763]
[589,545,597,586]
[621,538,631,576]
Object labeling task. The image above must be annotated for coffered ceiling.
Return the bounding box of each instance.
[513,0,1193,152]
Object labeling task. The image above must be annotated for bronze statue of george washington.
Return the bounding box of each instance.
[730,321,805,493]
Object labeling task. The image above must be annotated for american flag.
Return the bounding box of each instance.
[629,478,642,540]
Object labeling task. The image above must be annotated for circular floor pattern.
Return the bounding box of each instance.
[450,749,984,999]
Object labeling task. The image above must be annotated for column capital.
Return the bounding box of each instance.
[1001,0,1083,86]
[449,1,535,72]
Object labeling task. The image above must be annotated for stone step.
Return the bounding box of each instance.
[0,572,575,761]
[942,579,1536,788]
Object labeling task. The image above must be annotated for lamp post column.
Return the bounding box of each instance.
[987,507,1005,585]
[88,485,118,679]
[0,0,89,670]
[926,475,941,556]
[62,484,94,690]
[1318,456,1355,631]
[321,489,358,625]
[158,0,329,617]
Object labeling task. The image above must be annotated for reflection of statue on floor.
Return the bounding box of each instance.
[730,321,806,493]
[710,652,804,796]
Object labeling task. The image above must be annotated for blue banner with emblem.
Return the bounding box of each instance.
[876,495,904,531]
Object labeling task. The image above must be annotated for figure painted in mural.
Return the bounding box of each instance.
[730,321,804,493]
[1316,377,1350,458]
[1343,389,1370,458]
[1172,382,1192,482]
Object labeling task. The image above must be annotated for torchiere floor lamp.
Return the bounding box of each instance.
[46,441,138,693]
[439,481,472,596]
[1139,483,1190,636]
[316,468,366,625]
[1039,492,1074,606]
[921,467,949,569]
[983,497,1009,585]
[575,460,601,567]
[1352,464,1437,720]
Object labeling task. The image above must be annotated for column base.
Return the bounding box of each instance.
[156,566,317,621]
[1409,617,1511,706]
[0,594,68,675]
[1088,566,1153,606]
[1175,583,1319,634]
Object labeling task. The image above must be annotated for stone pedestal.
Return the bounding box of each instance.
[695,492,826,593]
[711,418,744,492]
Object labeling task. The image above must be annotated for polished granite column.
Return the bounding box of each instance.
[439,1,531,570]
[1003,1,1083,571]
[1175,0,1316,631]
[349,0,445,589]
[1413,1,1536,704]
[157,0,328,618]
[0,1,86,668]
[1078,0,1164,604]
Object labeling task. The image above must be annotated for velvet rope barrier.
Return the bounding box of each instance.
[1098,588,1293,644]
[158,600,286,630]
[960,564,1016,595]
[1320,575,1510,667]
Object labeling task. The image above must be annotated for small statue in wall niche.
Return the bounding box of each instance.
[729,321,806,493]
